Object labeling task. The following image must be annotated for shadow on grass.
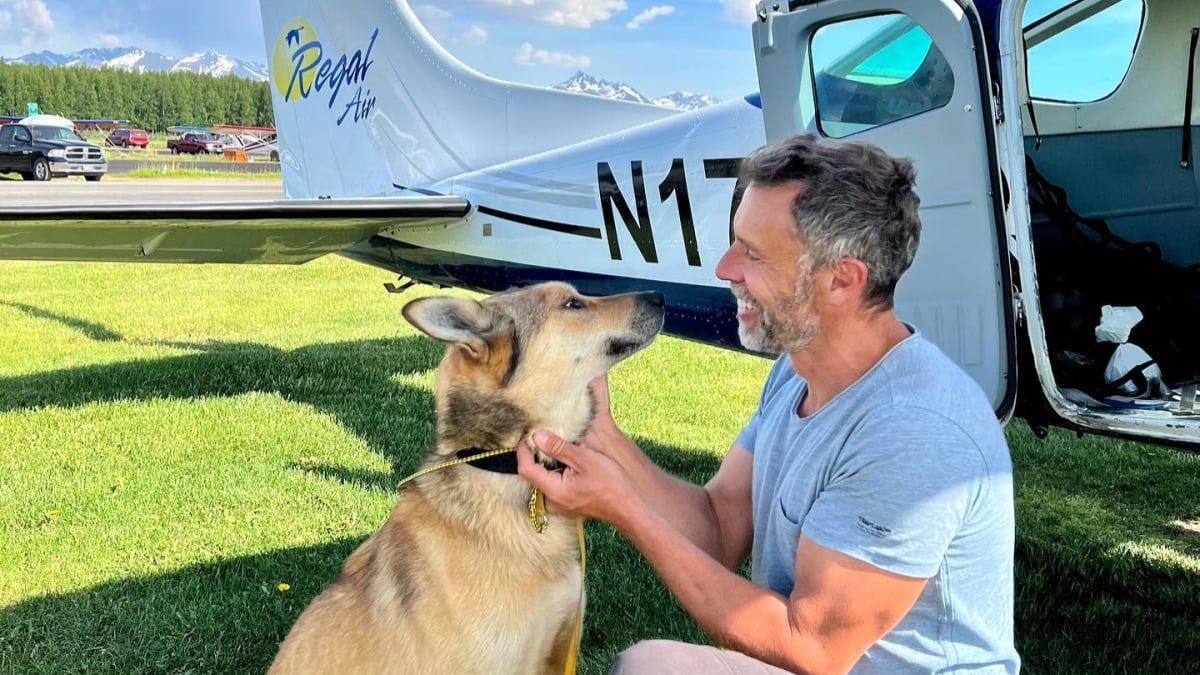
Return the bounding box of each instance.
[0,539,364,674]
[1,301,125,342]
[1006,423,1200,673]
[0,333,444,479]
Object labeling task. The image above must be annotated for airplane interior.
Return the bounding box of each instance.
[1021,0,1200,413]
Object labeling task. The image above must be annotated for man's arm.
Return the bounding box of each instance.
[616,506,927,674]
[517,437,927,674]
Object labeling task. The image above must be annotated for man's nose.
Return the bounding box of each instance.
[715,246,739,282]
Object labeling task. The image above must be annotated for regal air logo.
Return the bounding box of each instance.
[272,18,378,126]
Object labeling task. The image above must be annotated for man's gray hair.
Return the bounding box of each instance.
[739,133,921,311]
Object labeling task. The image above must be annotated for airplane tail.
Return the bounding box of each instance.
[258,0,678,199]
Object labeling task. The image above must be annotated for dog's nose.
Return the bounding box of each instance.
[643,291,665,308]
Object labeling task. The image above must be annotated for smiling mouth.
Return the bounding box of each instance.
[736,298,759,319]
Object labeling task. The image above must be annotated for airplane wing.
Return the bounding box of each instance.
[0,196,470,264]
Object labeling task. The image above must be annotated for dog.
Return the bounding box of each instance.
[267,281,665,675]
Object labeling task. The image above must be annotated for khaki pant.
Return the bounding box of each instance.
[608,640,795,674]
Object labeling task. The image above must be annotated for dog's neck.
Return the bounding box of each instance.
[434,383,594,461]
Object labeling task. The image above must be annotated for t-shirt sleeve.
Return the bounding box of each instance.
[798,408,989,579]
[736,355,794,455]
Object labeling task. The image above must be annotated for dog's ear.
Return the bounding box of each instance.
[402,296,505,360]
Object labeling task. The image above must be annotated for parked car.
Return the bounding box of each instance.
[106,128,149,148]
[0,121,107,181]
[166,133,225,155]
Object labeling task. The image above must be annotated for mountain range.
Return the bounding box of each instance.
[4,50,720,111]
[6,47,269,81]
[551,71,721,111]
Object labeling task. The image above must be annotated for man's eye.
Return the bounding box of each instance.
[563,298,585,310]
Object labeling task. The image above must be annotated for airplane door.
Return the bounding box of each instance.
[752,0,1016,418]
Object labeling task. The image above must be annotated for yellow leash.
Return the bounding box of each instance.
[396,448,586,675]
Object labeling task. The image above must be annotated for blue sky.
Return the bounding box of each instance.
[0,0,762,101]
[0,0,1144,103]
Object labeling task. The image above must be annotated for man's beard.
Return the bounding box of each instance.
[732,279,818,354]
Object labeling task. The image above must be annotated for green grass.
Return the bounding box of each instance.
[1,257,1197,674]
[119,166,281,179]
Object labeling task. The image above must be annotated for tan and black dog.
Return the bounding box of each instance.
[267,281,665,675]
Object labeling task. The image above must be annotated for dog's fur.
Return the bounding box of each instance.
[267,281,664,675]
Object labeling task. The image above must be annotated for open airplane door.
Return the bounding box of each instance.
[752,0,1016,418]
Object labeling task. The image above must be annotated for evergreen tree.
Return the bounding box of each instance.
[0,61,275,130]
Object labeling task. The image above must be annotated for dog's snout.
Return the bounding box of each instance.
[641,291,665,309]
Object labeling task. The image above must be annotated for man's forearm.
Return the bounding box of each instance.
[612,447,730,564]
[614,501,831,674]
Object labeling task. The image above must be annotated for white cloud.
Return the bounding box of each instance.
[719,0,756,23]
[0,0,55,47]
[412,4,455,41]
[414,7,487,46]
[514,41,590,68]
[464,0,626,28]
[627,5,674,29]
[458,24,489,46]
[98,33,122,48]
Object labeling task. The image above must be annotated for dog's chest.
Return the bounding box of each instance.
[459,569,582,674]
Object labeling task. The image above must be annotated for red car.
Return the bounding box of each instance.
[106,128,149,148]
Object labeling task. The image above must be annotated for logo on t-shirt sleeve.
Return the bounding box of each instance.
[856,515,892,538]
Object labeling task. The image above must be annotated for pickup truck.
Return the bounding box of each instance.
[0,122,107,181]
[167,133,225,155]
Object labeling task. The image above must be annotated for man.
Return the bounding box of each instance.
[517,133,1019,674]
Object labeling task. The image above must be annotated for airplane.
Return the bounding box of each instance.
[2,0,1199,453]
[209,124,281,161]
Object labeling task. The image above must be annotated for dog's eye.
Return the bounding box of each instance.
[562,298,585,310]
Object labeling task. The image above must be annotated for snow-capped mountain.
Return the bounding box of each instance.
[552,71,652,105]
[650,91,722,111]
[172,52,268,80]
[551,71,719,111]
[7,47,268,81]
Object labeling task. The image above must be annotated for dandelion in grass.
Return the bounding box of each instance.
[278,583,291,592]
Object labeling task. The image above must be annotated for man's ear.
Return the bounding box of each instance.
[401,296,504,360]
[826,257,870,306]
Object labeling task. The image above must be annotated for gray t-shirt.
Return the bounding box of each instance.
[736,326,1019,674]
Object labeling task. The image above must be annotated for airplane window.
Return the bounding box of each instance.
[810,13,954,139]
[1022,0,1144,102]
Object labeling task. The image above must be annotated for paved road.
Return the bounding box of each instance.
[0,178,282,205]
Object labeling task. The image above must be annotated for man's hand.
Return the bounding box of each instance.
[516,429,642,527]
[578,374,644,473]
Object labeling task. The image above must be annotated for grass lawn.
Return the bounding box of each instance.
[1,256,1197,674]
[116,166,282,180]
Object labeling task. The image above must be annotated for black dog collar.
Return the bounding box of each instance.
[455,447,520,474]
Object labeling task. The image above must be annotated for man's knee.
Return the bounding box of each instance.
[609,639,793,675]
[608,640,681,674]
[607,639,708,675]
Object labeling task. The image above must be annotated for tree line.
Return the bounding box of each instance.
[0,61,275,131]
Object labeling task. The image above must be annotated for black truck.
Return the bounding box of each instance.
[0,122,108,181]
